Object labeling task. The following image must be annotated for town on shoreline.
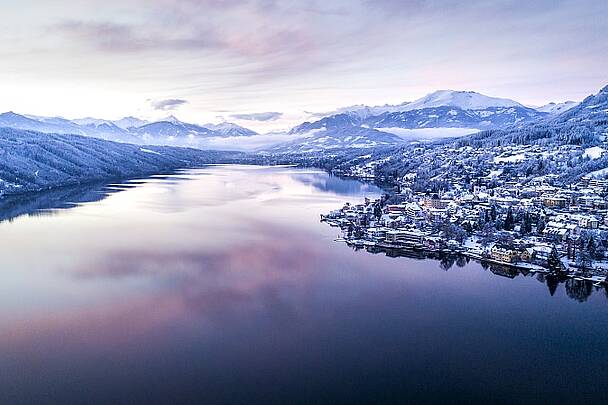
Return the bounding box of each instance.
[321,174,608,289]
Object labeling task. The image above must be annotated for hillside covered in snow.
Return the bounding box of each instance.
[0,127,243,196]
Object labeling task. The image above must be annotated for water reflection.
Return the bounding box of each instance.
[290,172,384,196]
[353,244,608,303]
[0,166,607,403]
[0,173,186,223]
[0,181,119,223]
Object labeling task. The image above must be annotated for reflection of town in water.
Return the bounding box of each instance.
[353,244,606,303]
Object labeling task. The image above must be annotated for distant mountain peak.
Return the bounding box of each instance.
[404,89,524,111]
[113,116,148,130]
[1,111,21,118]
[161,115,182,125]
[536,101,578,114]
[203,121,258,137]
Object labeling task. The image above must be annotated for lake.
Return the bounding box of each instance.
[0,165,607,404]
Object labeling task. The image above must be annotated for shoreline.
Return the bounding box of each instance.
[324,218,608,286]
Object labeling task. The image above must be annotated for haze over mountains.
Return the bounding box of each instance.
[277,83,608,195]
[0,89,584,153]
[0,84,606,198]
[274,90,581,153]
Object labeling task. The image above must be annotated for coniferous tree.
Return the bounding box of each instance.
[490,205,497,221]
[548,246,561,271]
[504,208,515,231]
[537,217,546,234]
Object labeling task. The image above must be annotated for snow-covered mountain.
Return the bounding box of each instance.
[113,116,149,129]
[202,122,258,137]
[551,85,608,127]
[1,112,79,134]
[536,101,579,115]
[284,90,550,153]
[317,90,524,121]
[325,102,412,120]
[0,112,258,146]
[293,90,546,135]
[402,90,524,111]
[463,85,608,148]
[269,89,559,153]
[134,119,217,139]
[269,127,403,154]
[365,105,545,130]
[0,126,241,197]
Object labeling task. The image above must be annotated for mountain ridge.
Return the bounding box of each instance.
[0,112,260,146]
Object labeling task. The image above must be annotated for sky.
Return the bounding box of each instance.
[0,0,607,132]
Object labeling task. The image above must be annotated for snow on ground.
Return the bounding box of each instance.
[488,169,503,178]
[378,127,479,140]
[401,90,523,111]
[140,148,162,155]
[588,167,608,178]
[584,146,605,159]
[494,153,526,163]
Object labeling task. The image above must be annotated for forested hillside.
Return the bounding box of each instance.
[0,128,242,196]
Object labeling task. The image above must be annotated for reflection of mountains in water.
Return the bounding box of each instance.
[0,180,142,223]
[292,173,383,196]
[0,173,185,224]
[356,245,607,303]
[0,182,118,223]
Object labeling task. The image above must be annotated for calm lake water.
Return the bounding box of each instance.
[0,165,607,404]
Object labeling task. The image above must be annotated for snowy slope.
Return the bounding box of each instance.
[203,122,258,137]
[536,101,579,114]
[0,127,241,197]
[113,116,149,129]
[280,90,547,152]
[0,112,258,146]
[269,127,403,153]
[320,90,523,119]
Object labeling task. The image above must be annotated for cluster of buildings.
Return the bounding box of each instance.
[322,170,608,281]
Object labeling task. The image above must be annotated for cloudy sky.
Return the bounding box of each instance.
[1,0,607,132]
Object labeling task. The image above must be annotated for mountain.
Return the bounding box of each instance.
[291,90,546,136]
[134,119,217,139]
[536,101,579,114]
[0,112,143,143]
[0,113,258,147]
[287,84,608,193]
[279,90,549,153]
[290,113,364,134]
[551,85,608,127]
[364,105,545,130]
[0,112,81,134]
[0,127,242,197]
[313,90,523,121]
[460,85,608,148]
[72,117,115,126]
[400,90,524,111]
[269,127,403,154]
[320,102,412,120]
[113,116,149,129]
[203,122,258,137]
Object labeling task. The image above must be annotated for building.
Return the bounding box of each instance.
[543,196,568,208]
[424,195,451,209]
[490,245,518,263]
[366,227,388,241]
[405,202,424,221]
[385,229,425,247]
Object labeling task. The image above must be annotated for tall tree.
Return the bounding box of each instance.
[548,246,561,271]
[504,208,515,231]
